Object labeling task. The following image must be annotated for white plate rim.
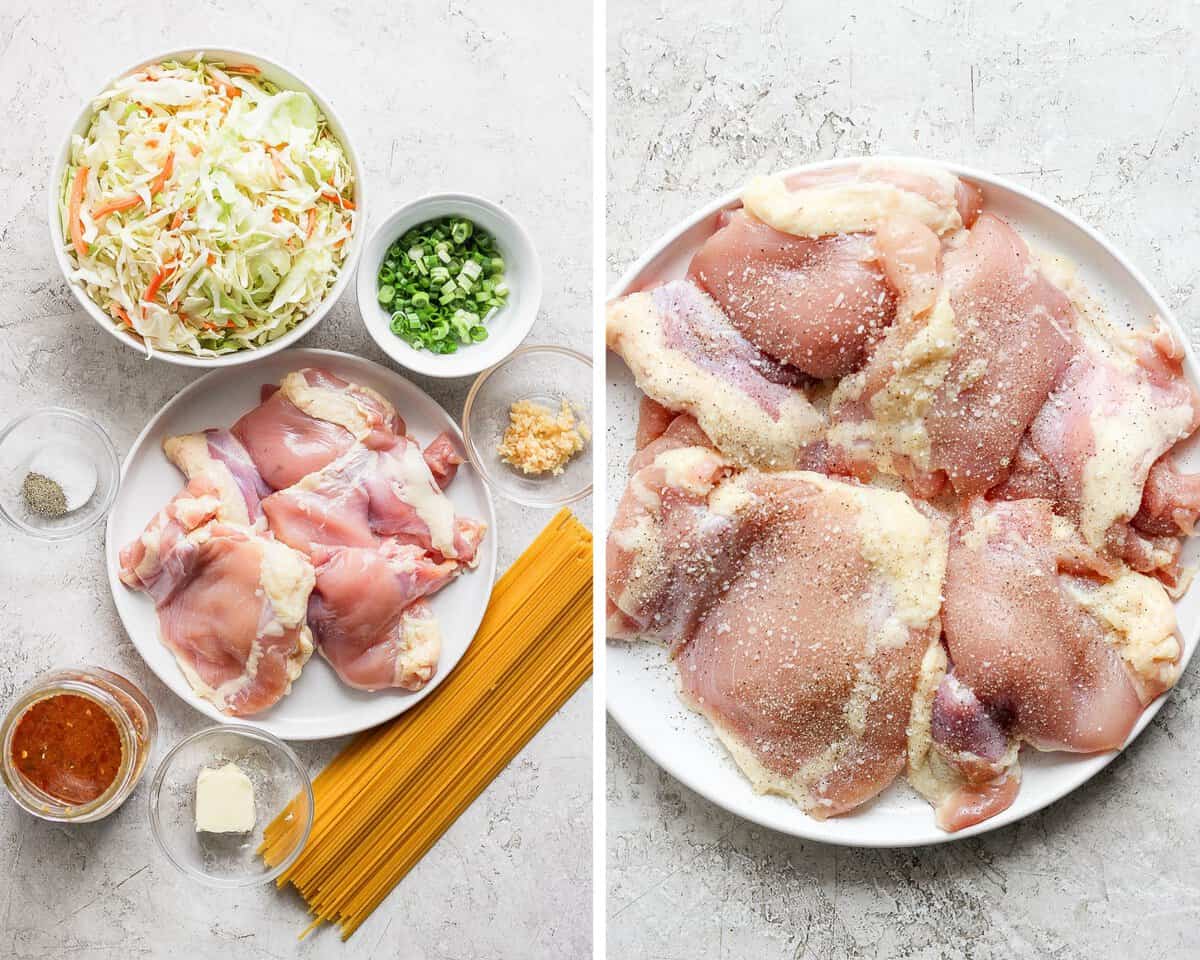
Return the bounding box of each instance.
[104,347,498,740]
[605,154,1200,847]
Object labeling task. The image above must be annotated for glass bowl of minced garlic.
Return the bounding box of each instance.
[0,408,120,540]
[463,345,592,507]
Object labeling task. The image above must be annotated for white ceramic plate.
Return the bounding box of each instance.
[106,348,497,740]
[49,47,366,368]
[606,156,1200,847]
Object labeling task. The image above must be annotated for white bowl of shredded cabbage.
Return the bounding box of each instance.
[49,48,365,366]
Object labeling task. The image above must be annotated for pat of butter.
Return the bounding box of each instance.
[195,762,256,834]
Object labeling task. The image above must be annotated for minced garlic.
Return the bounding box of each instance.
[497,399,589,476]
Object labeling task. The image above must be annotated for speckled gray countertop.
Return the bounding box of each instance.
[607,2,1199,958]
[0,2,591,958]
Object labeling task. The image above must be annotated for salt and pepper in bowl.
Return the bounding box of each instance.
[0,408,120,540]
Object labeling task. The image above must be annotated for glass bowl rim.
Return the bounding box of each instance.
[0,406,121,541]
[461,344,593,508]
[147,722,314,888]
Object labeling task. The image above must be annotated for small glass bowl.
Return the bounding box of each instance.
[147,724,313,888]
[462,345,593,507]
[0,408,120,540]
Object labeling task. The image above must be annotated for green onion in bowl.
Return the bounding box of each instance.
[377,217,509,354]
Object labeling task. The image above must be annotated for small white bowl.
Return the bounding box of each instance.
[48,47,367,368]
[356,193,542,379]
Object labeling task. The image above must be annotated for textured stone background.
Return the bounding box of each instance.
[607,2,1200,958]
[0,2,591,958]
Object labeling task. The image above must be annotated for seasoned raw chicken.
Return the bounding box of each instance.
[991,318,1200,585]
[906,642,1022,832]
[606,280,823,468]
[608,449,947,818]
[607,161,1198,835]
[830,214,1075,496]
[689,211,897,378]
[689,162,965,379]
[306,543,459,691]
[942,498,1180,753]
[606,445,733,646]
[1135,454,1200,538]
[742,160,981,239]
[122,519,315,716]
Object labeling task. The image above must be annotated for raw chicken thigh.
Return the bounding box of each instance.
[123,520,315,717]
[606,280,824,468]
[906,642,1022,832]
[688,162,972,380]
[307,543,459,690]
[119,478,223,603]
[942,498,1179,752]
[991,317,1200,584]
[261,439,485,563]
[608,449,947,817]
[233,368,404,489]
[830,214,1075,496]
[689,211,896,378]
[163,429,271,526]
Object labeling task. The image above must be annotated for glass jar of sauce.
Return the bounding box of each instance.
[0,666,156,822]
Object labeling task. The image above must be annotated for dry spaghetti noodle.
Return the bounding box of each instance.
[260,508,593,938]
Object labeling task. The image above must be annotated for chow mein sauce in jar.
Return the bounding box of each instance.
[0,667,156,822]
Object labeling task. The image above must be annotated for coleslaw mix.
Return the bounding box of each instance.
[59,55,355,357]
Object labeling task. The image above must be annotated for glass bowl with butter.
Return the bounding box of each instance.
[147,724,313,887]
[462,345,592,507]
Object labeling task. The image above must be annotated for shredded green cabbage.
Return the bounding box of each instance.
[60,55,355,357]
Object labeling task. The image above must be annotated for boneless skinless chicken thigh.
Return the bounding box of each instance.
[120,367,486,714]
[606,159,1200,831]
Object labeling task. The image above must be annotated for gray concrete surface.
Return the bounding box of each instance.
[607,2,1200,958]
[0,2,592,958]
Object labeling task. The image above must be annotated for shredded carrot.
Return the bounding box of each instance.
[306,208,318,239]
[225,64,261,75]
[92,153,174,223]
[170,209,185,230]
[321,191,355,210]
[149,152,175,195]
[269,149,288,182]
[189,143,202,157]
[272,209,283,223]
[146,138,159,149]
[207,252,217,266]
[68,165,89,256]
[143,263,176,303]
[92,194,142,221]
[112,306,132,328]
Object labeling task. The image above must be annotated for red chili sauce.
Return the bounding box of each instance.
[10,693,123,804]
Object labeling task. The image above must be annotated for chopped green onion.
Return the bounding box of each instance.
[377,216,509,353]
